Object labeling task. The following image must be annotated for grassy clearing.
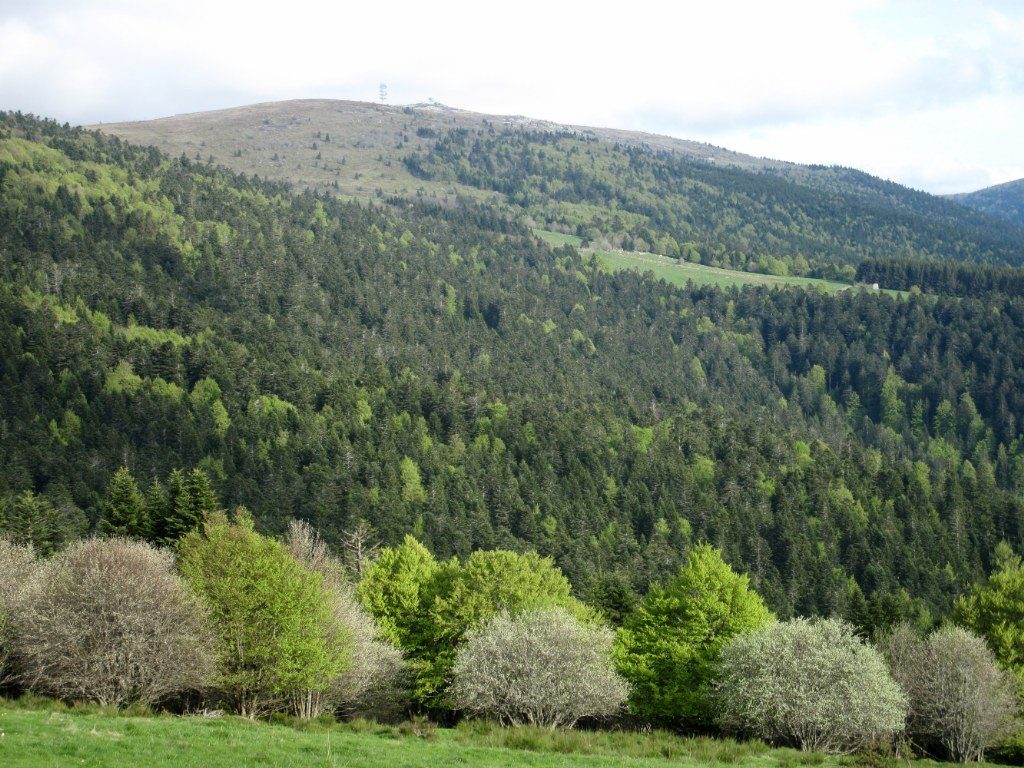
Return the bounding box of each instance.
[535,228,584,248]
[593,250,853,293]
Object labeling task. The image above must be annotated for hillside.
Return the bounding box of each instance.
[4,112,1024,628]
[91,99,786,200]
[93,100,1024,279]
[951,178,1024,228]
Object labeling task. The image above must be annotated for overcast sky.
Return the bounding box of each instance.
[1,0,1021,194]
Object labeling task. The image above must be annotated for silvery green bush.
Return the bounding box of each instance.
[880,623,1017,763]
[12,537,215,706]
[452,607,628,728]
[716,617,906,753]
[0,536,35,684]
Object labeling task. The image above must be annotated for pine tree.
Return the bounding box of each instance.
[144,478,170,537]
[99,467,150,538]
[153,469,219,546]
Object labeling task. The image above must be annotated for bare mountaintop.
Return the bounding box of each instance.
[90,98,790,200]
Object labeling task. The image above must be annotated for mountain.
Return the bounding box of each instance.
[91,99,788,199]
[950,178,1024,228]
[4,111,1024,630]
[93,100,1024,280]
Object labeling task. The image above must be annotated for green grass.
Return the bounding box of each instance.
[593,250,853,294]
[0,699,839,768]
[593,250,912,297]
[535,228,584,248]
[0,699,986,768]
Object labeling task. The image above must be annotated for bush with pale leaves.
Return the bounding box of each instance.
[716,618,906,753]
[880,623,1017,763]
[452,607,628,728]
[0,536,36,684]
[11,537,214,706]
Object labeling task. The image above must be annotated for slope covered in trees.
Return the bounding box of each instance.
[2,112,1024,630]
[950,178,1024,228]
[405,129,1024,277]
[95,100,1024,281]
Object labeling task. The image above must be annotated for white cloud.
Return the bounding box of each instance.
[0,0,1021,193]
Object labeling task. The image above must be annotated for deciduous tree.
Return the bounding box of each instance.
[616,544,774,727]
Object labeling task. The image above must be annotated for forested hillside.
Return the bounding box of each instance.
[406,129,1024,277]
[96,100,1024,282]
[951,178,1024,228]
[3,112,1024,629]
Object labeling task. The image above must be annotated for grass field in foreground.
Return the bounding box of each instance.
[593,250,854,293]
[0,700,860,768]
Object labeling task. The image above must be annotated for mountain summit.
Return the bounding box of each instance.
[93,100,1024,279]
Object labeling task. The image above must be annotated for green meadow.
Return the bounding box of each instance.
[0,701,873,768]
[592,249,853,293]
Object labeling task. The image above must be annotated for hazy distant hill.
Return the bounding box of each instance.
[93,100,1024,277]
[950,178,1024,228]
[91,99,783,200]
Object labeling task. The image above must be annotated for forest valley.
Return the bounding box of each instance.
[3,111,1024,759]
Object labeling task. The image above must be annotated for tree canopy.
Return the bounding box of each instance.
[615,544,774,727]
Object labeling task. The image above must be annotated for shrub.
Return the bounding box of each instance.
[880,623,1017,762]
[716,618,906,753]
[0,536,36,685]
[10,537,214,706]
[286,520,404,718]
[616,543,774,727]
[359,538,593,706]
[451,607,628,728]
[178,510,349,718]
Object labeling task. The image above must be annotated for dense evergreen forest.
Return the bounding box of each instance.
[405,129,1024,278]
[857,256,1024,296]
[951,178,1024,228]
[3,112,1024,631]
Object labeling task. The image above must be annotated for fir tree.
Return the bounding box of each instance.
[99,467,150,538]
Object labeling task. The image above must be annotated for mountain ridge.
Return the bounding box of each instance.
[89,98,793,182]
[89,99,1024,277]
[949,177,1024,228]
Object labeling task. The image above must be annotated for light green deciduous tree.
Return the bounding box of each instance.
[178,509,349,718]
[615,544,774,727]
[954,541,1024,680]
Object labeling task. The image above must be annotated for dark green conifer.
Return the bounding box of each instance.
[99,467,150,538]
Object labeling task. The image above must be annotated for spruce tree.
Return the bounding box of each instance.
[99,467,150,538]
[153,469,219,546]
[143,478,170,540]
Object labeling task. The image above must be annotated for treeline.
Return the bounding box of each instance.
[3,516,1023,763]
[3,112,1024,629]
[404,128,1024,277]
[857,257,1024,296]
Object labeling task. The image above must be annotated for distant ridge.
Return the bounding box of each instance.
[89,98,791,199]
[90,98,1024,272]
[950,178,1024,228]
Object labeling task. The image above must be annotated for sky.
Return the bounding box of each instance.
[1,0,1022,194]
